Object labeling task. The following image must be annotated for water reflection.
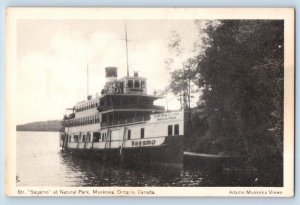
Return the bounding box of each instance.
[59,152,210,187]
[17,132,274,187]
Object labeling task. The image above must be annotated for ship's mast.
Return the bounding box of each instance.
[124,24,129,77]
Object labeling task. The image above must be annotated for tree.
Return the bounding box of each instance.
[166,31,198,110]
[196,20,284,157]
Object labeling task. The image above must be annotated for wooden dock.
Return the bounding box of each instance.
[184,151,240,158]
[183,151,244,170]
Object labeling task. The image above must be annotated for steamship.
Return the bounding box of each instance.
[60,67,185,166]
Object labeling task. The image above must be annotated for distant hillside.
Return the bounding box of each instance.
[16,120,62,132]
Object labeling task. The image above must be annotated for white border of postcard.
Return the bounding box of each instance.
[5,7,294,197]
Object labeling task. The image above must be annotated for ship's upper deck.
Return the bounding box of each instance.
[101,66,149,96]
[63,67,164,121]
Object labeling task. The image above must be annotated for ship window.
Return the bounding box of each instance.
[82,135,86,142]
[134,80,140,88]
[128,80,133,88]
[120,81,124,89]
[93,132,100,142]
[128,129,131,140]
[141,80,146,88]
[74,135,79,143]
[87,132,91,142]
[168,125,173,136]
[174,124,179,135]
[141,128,144,139]
[103,133,106,142]
[68,135,71,142]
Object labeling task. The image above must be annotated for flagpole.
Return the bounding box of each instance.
[87,61,89,99]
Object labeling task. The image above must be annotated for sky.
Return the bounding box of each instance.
[16,20,201,124]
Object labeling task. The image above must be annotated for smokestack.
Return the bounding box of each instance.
[105,67,118,83]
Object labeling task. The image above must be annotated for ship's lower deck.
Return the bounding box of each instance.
[63,135,184,167]
[61,110,185,167]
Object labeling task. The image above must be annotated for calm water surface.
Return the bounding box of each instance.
[17,131,238,187]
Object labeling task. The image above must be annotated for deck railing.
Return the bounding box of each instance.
[98,104,164,112]
[100,115,151,128]
[62,115,151,128]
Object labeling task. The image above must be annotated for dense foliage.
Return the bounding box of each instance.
[168,20,284,158]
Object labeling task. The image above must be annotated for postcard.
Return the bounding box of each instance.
[5,7,294,197]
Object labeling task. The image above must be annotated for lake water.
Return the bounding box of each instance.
[16,131,271,187]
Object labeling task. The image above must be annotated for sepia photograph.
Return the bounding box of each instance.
[5,8,294,197]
